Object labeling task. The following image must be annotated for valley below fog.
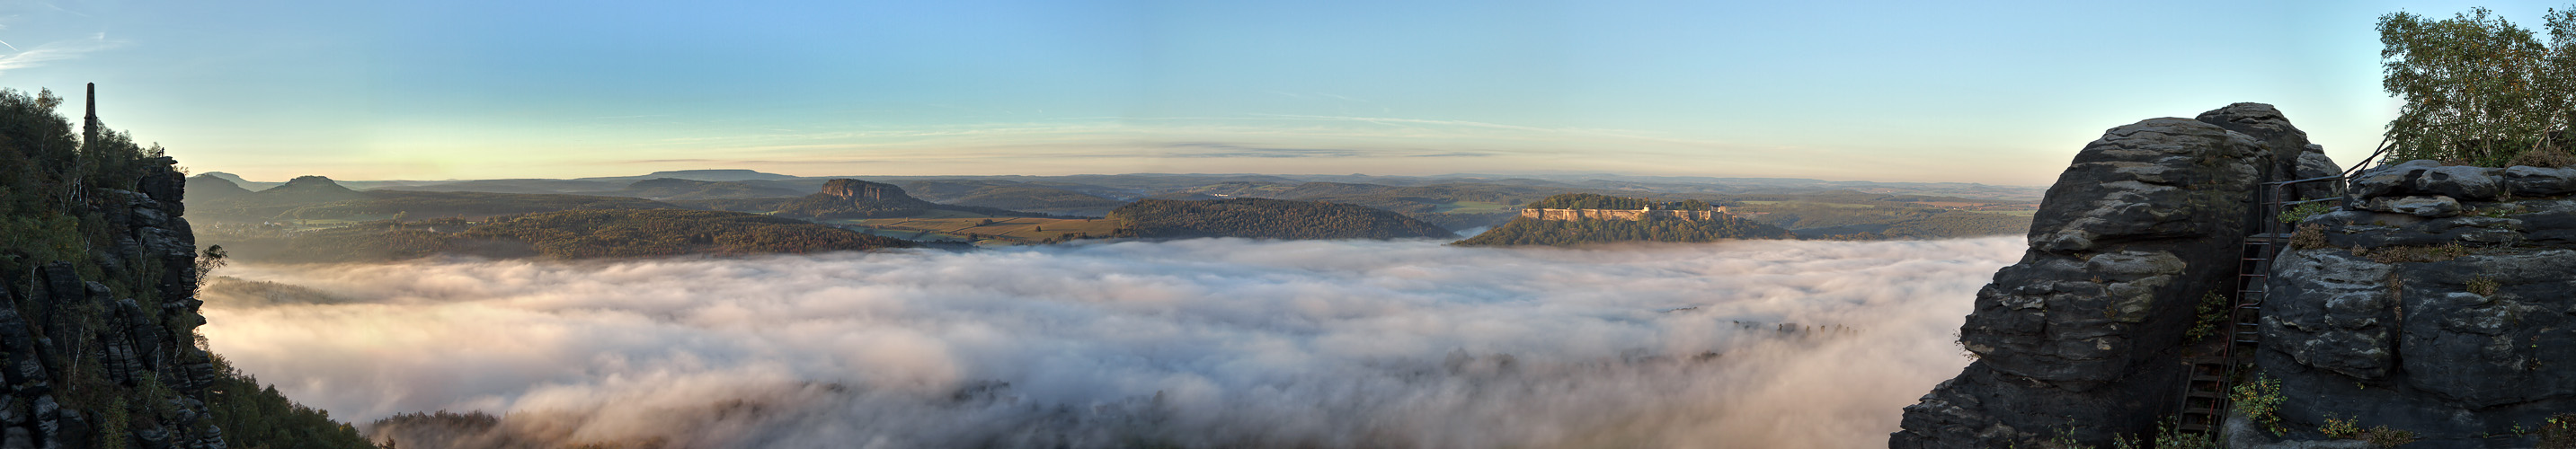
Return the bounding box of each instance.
[198,237,2020,448]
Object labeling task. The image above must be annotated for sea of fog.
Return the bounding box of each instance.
[200,237,2024,448]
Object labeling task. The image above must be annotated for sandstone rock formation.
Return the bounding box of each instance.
[2238,160,2576,447]
[1516,207,1726,221]
[0,156,231,449]
[1892,104,2335,447]
[818,178,910,203]
[775,179,939,219]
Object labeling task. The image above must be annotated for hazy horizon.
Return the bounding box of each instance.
[0,0,2461,184]
[190,167,2056,188]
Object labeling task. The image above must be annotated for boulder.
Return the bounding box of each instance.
[2349,160,2443,199]
[2412,165,2502,200]
[2261,247,2576,446]
[2357,196,2463,217]
[2503,165,2576,198]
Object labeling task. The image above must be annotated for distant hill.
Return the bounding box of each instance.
[186,175,682,223]
[774,179,941,218]
[604,178,808,199]
[894,180,1126,216]
[186,173,254,200]
[209,209,914,262]
[1107,198,1453,240]
[773,179,1058,219]
[259,175,367,203]
[1141,191,1224,201]
[1452,194,1792,246]
[199,172,280,190]
[377,179,628,195]
[579,169,799,182]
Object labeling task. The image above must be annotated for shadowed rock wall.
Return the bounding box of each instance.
[0,155,230,449]
[2237,161,2576,447]
[1892,104,2332,447]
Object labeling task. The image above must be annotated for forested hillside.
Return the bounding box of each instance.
[186,175,682,223]
[1730,202,2030,240]
[1523,193,1718,210]
[208,209,915,263]
[893,180,1128,216]
[1108,198,1454,240]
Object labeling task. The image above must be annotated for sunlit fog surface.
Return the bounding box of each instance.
[203,237,2021,448]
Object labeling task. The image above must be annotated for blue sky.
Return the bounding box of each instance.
[0,0,2554,184]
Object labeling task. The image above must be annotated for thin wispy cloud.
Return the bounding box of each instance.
[0,33,120,75]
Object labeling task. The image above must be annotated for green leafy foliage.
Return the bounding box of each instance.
[2233,374,2287,436]
[2278,201,2336,224]
[2540,412,2576,448]
[205,354,378,449]
[2184,291,2229,343]
[1108,198,1454,240]
[2377,6,2576,165]
[0,88,105,283]
[2321,415,2421,448]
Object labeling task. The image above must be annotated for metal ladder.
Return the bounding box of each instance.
[2174,175,2345,435]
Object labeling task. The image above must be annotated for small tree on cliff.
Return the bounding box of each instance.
[2378,6,2576,165]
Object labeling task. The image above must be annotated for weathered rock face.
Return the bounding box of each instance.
[1893,104,2334,447]
[2197,103,2342,202]
[777,179,941,219]
[2250,160,2576,447]
[0,156,229,449]
[819,179,908,202]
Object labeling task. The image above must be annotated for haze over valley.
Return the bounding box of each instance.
[0,0,2499,447]
[202,237,2022,448]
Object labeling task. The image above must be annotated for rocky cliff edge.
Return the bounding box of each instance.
[1891,103,2335,447]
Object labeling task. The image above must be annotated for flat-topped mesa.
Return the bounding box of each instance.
[820,179,907,201]
[777,178,941,219]
[1517,207,1728,221]
[1891,103,2336,448]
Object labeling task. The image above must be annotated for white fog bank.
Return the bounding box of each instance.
[201,237,2024,449]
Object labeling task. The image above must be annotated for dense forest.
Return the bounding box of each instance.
[892,180,1128,216]
[0,87,374,448]
[1730,203,2030,240]
[184,174,683,223]
[1523,193,1718,210]
[207,209,917,262]
[772,179,1066,220]
[1108,198,1455,240]
[1451,215,1792,246]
